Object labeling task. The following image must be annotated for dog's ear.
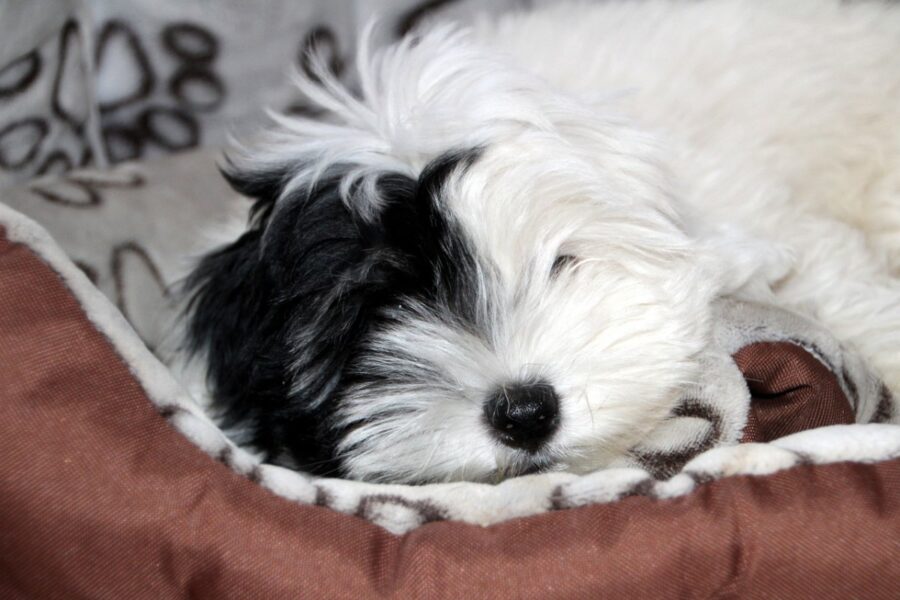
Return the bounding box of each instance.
[184,160,416,469]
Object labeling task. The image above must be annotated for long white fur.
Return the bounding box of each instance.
[482,0,900,381]
[217,0,900,483]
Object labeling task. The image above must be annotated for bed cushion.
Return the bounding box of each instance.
[3,2,899,597]
[2,206,899,598]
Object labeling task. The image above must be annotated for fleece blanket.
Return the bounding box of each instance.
[2,149,898,535]
[0,0,522,189]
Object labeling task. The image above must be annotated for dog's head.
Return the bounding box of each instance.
[185,27,716,483]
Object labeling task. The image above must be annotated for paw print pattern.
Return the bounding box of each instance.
[0,51,41,100]
[0,118,48,170]
[283,0,520,118]
[0,19,92,183]
[162,23,225,114]
[95,21,155,114]
[52,20,90,134]
[297,26,345,83]
[630,400,726,479]
[95,20,225,163]
[285,0,469,118]
[284,26,345,118]
[396,0,460,37]
[29,168,144,207]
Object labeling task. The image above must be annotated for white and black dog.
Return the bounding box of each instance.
[181,0,900,483]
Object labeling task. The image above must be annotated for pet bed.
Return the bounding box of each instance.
[1,2,899,598]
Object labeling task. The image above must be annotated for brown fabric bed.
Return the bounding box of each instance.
[3,227,899,599]
[2,2,900,597]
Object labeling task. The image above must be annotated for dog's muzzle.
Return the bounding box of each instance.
[483,380,560,452]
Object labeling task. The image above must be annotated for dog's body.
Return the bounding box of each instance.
[181,0,900,483]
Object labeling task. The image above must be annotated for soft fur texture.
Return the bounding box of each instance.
[181,0,900,484]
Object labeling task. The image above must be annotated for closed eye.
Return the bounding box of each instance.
[550,254,577,278]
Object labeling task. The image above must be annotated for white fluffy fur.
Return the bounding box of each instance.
[481,0,900,388]
[217,0,900,483]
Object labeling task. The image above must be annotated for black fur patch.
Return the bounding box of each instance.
[185,148,482,476]
[379,148,484,328]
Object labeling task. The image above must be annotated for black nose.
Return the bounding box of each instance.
[483,381,560,452]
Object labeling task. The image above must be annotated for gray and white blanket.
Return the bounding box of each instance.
[0,0,522,188]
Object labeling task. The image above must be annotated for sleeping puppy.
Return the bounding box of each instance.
[180,0,900,483]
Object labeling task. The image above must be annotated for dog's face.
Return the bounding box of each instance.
[185,28,716,483]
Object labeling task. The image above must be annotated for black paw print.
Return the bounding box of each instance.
[0,20,92,177]
[95,20,226,163]
[284,25,346,117]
